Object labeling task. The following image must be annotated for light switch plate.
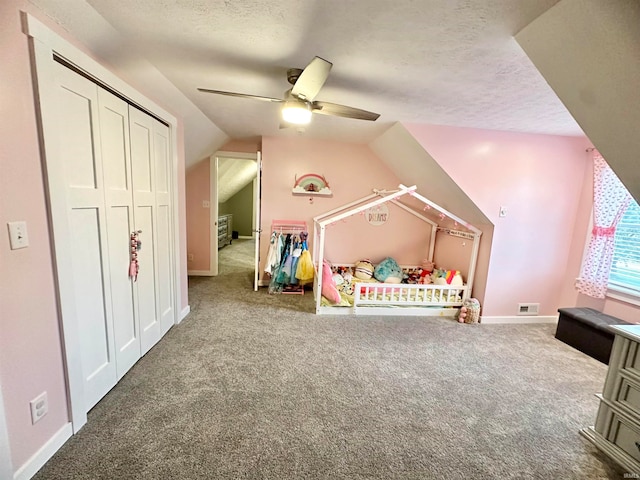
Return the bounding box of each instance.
[8,221,29,249]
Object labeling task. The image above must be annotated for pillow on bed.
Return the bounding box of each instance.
[322,260,341,304]
[374,257,403,284]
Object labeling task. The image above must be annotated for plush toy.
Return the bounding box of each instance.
[418,259,434,284]
[373,257,403,283]
[458,306,468,323]
[321,259,341,304]
[354,259,374,280]
[432,269,463,286]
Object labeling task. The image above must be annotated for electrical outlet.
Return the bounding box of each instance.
[30,391,48,424]
[202,200,210,208]
[188,253,194,261]
[8,221,29,249]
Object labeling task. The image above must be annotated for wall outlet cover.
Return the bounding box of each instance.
[29,391,48,424]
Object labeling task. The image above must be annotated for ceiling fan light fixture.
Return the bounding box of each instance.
[281,101,312,125]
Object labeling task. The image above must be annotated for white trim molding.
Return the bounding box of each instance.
[480,315,558,325]
[179,306,190,323]
[0,380,13,480]
[13,423,72,480]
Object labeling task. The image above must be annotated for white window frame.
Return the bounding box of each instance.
[607,200,640,306]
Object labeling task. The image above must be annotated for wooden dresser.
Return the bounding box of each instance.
[217,214,233,249]
[582,325,640,474]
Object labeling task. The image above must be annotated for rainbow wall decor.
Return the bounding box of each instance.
[292,173,332,196]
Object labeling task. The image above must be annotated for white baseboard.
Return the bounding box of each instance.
[179,305,190,323]
[480,315,558,325]
[187,270,214,276]
[14,422,72,480]
[238,235,253,239]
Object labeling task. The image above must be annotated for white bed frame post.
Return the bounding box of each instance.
[464,233,482,301]
[314,223,326,313]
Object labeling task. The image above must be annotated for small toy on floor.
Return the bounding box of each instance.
[458,298,481,323]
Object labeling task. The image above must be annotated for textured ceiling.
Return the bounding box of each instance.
[32,0,584,145]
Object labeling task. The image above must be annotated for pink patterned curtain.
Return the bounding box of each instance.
[576,151,632,298]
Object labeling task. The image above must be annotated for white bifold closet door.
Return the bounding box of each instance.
[54,62,174,412]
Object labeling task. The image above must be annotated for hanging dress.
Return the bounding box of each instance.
[264,231,279,275]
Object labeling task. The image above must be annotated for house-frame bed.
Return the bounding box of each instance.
[312,184,482,316]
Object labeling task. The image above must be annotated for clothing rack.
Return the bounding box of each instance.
[271,219,308,234]
[268,219,309,295]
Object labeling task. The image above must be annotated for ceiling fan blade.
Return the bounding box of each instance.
[197,88,284,103]
[290,57,332,102]
[311,101,380,121]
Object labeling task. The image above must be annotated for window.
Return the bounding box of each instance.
[609,199,640,294]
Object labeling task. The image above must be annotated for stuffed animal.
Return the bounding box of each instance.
[354,259,374,280]
[374,257,403,283]
[432,269,463,286]
[419,259,434,284]
[321,259,340,304]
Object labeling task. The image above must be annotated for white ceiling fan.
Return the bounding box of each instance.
[198,56,380,125]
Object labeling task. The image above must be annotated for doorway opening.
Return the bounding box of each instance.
[211,151,261,290]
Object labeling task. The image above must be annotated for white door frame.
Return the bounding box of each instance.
[209,154,220,275]
[253,151,262,291]
[211,151,258,277]
[25,14,182,432]
[0,381,13,479]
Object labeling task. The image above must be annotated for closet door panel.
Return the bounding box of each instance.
[153,122,174,334]
[130,118,153,195]
[157,204,173,333]
[70,209,112,383]
[129,108,161,354]
[107,206,138,362]
[54,63,117,411]
[58,87,98,190]
[99,100,130,194]
[134,205,159,353]
[97,89,140,379]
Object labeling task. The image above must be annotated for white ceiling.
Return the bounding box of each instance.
[32,0,584,146]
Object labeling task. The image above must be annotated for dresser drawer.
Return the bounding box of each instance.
[623,342,640,378]
[617,377,640,414]
[608,412,640,463]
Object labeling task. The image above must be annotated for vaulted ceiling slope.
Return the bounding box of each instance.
[217,158,256,204]
[31,0,583,153]
[516,0,640,203]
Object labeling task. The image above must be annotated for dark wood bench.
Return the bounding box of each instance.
[555,307,632,364]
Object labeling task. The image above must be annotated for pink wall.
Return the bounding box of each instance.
[260,136,435,278]
[405,123,590,317]
[0,0,70,468]
[558,156,640,323]
[186,160,211,271]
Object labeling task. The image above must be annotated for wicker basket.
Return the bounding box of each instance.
[462,298,481,323]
